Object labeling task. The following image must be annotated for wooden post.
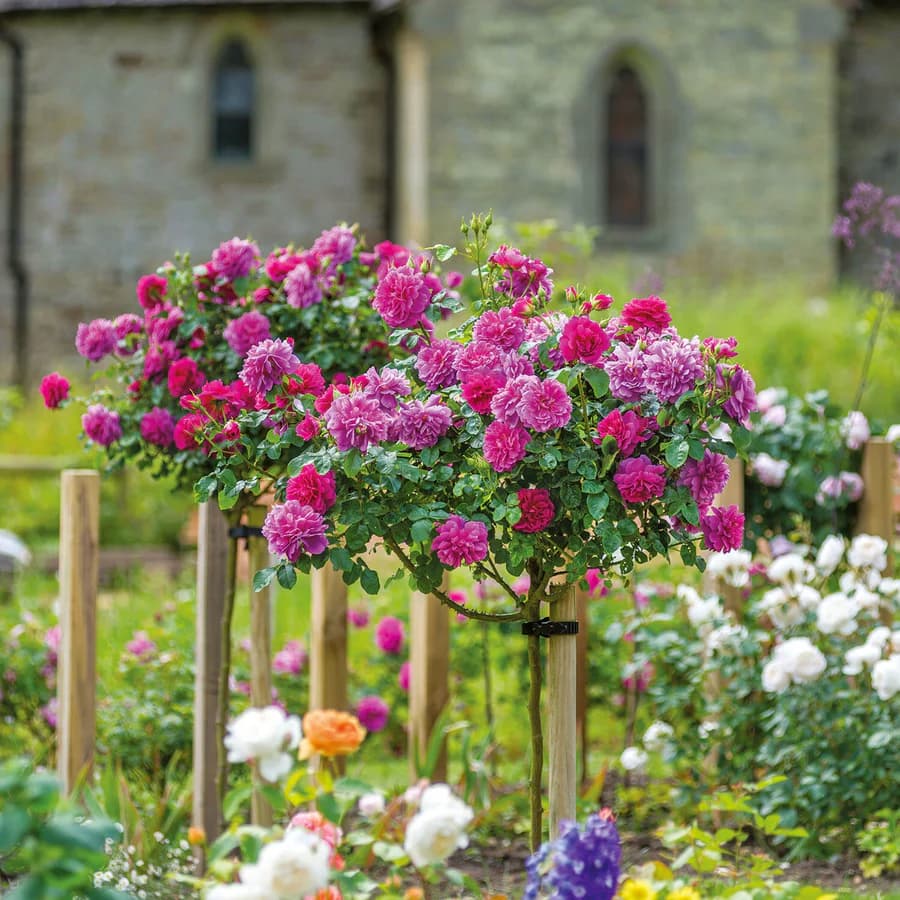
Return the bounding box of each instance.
[57,470,100,794]
[409,588,450,781]
[309,563,348,712]
[548,586,578,837]
[192,502,229,861]
[711,456,746,612]
[856,438,895,560]
[394,27,428,246]
[246,506,274,826]
[575,587,589,785]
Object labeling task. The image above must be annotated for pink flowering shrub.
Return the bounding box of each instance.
[41,227,460,495]
[196,215,753,605]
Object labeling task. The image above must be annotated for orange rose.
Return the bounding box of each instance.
[300,709,367,758]
[186,826,206,846]
[403,890,425,900]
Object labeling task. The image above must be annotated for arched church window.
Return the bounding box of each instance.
[212,40,255,161]
[605,65,649,228]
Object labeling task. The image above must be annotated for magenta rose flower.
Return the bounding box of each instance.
[559,316,611,365]
[372,266,432,328]
[355,695,390,733]
[262,500,328,561]
[621,295,672,332]
[40,372,70,409]
[483,420,531,472]
[519,378,572,432]
[375,616,405,654]
[167,357,206,398]
[677,451,730,512]
[461,369,507,414]
[75,319,118,362]
[136,273,167,311]
[81,405,121,447]
[285,465,336,514]
[211,237,260,281]
[613,455,667,504]
[431,515,489,567]
[594,409,654,457]
[239,338,299,396]
[140,407,176,447]
[224,310,271,357]
[514,488,555,533]
[700,505,745,552]
[472,307,527,351]
[415,339,461,390]
[284,262,322,309]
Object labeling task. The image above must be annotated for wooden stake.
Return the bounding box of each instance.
[575,587,589,784]
[309,563,348,712]
[57,469,99,794]
[192,502,229,862]
[712,456,746,612]
[409,586,450,782]
[857,438,896,567]
[548,587,578,837]
[246,506,274,827]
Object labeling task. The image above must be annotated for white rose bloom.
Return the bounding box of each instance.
[885,423,900,445]
[756,387,781,412]
[751,453,789,487]
[687,596,723,629]
[643,721,675,753]
[872,655,900,701]
[815,535,845,576]
[843,642,883,675]
[866,626,891,648]
[842,410,870,450]
[761,405,787,428]
[620,746,649,771]
[852,585,881,612]
[767,553,814,588]
[358,792,386,818]
[816,593,860,636]
[698,720,719,740]
[877,578,900,600]
[891,631,900,654]
[677,584,703,607]
[706,549,752,587]
[403,780,429,806]
[239,830,330,898]
[206,885,275,900]
[707,623,748,653]
[766,637,827,687]
[762,659,791,693]
[403,784,473,867]
[848,535,888,572]
[224,706,302,783]
[796,585,822,611]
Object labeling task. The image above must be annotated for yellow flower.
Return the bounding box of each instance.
[667,888,701,900]
[620,879,657,900]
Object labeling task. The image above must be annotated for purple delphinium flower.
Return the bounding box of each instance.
[284,262,323,309]
[519,378,572,432]
[75,318,118,362]
[82,405,122,446]
[396,397,453,450]
[375,616,405,654]
[324,391,389,453]
[262,500,328,561]
[239,338,299,395]
[431,515,489,567]
[605,342,648,402]
[224,310,271,356]
[472,307,527,351]
[482,420,530,472]
[355,695,390,733]
[643,337,705,403]
[677,450,730,512]
[272,639,307,676]
[415,339,461,390]
[211,237,260,281]
[524,811,621,900]
[126,630,157,661]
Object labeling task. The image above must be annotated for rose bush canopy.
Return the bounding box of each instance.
[191,216,756,608]
[41,226,461,494]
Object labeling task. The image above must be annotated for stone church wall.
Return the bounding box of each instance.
[0,5,387,383]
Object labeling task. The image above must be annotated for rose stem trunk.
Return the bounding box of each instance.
[526,594,544,851]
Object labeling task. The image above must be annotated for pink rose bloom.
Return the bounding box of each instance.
[143,340,177,381]
[114,313,143,353]
[240,338,299,395]
[211,237,260,281]
[621,295,672,332]
[559,316,611,365]
[347,605,370,628]
[82,405,121,446]
[472,307,527,351]
[286,465,336,514]
[514,488,555,533]
[372,265,432,328]
[677,451,730,512]
[136,273,167,311]
[355,695,390,733]
[718,364,757,427]
[265,248,307,283]
[262,500,328,561]
[396,397,454,450]
[456,341,504,382]
[585,568,608,598]
[432,515,489,567]
[284,262,322,308]
[519,378,572,432]
[140,407,175,447]
[362,366,411,411]
[840,471,864,502]
[415,339,461,390]
[167,357,206,399]
[75,318,118,362]
[288,364,326,398]
[483,420,531,472]
[605,342,647,402]
[324,391,389,453]
[398,660,411,692]
[173,412,207,451]
[643,337,705,403]
[295,415,321,440]
[311,224,357,273]
[288,810,343,857]
[761,404,787,427]
[594,409,655,457]
[126,630,157,660]
[40,372,70,409]
[224,310,271,356]
[272,639,307,675]
[512,574,531,597]
[700,505,745,552]
[489,374,536,426]
[842,410,870,450]
[461,368,507,414]
[375,616,405,654]
[614,455,667,504]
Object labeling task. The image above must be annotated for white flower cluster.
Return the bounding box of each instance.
[761,637,827,692]
[620,720,676,772]
[677,585,723,632]
[207,829,330,900]
[844,626,900,700]
[403,783,473,868]
[224,705,302,783]
[706,549,753,588]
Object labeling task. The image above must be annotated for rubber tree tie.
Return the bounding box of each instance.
[228,525,265,540]
[521,617,579,638]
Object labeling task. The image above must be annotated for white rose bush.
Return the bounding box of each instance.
[618,533,898,850]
